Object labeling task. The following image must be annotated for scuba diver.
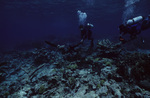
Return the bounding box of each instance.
[119,16,143,44]
[77,10,94,48]
[119,15,150,44]
[79,23,94,48]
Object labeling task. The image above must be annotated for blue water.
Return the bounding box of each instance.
[0,0,150,50]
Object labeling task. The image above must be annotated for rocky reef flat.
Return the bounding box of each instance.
[0,39,150,98]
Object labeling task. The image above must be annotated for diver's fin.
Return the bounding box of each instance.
[45,41,57,47]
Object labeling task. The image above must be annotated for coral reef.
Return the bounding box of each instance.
[0,39,150,97]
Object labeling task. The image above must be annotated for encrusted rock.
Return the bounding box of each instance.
[97,86,108,96]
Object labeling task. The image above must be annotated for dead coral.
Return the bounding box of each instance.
[97,39,121,50]
[96,39,122,58]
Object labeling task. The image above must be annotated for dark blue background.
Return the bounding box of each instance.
[0,0,150,50]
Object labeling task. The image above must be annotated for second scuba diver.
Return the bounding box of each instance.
[119,15,150,44]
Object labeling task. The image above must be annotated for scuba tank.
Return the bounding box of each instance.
[87,23,94,29]
[126,16,144,25]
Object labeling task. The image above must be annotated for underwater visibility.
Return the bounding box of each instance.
[1,0,150,97]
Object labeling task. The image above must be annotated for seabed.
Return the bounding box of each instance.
[0,39,150,98]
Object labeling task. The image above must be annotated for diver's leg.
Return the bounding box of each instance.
[90,38,94,48]
[87,30,94,47]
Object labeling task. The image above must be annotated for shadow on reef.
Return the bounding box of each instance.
[1,39,150,97]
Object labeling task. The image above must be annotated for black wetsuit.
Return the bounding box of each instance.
[80,27,87,40]
[79,24,94,47]
[87,26,94,47]
[128,23,141,39]
[119,16,150,44]
[119,23,141,40]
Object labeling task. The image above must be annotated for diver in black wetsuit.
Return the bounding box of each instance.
[119,15,150,44]
[79,23,94,48]
[119,16,143,42]
[119,23,142,43]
